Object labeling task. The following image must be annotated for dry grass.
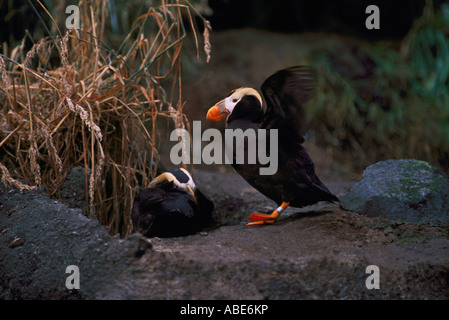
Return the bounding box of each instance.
[0,0,211,237]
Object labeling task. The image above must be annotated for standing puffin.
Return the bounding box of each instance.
[206,66,338,225]
[132,168,214,237]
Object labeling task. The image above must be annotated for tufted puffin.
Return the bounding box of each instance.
[132,168,214,237]
[206,66,338,225]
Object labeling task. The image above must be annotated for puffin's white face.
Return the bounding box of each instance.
[220,94,242,117]
[206,87,263,122]
[149,168,196,198]
[176,168,196,192]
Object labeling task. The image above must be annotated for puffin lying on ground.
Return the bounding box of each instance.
[206,66,338,225]
[132,168,214,237]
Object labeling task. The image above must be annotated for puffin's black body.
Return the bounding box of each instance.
[132,169,214,237]
[207,66,338,224]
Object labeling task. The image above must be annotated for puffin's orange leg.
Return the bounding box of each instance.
[246,202,290,226]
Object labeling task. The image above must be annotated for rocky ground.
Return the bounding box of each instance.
[1,165,448,300]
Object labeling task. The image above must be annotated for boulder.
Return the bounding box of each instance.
[340,159,449,225]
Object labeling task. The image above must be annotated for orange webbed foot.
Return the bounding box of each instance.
[245,202,290,226]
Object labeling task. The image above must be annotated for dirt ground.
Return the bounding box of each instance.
[1,165,449,300]
[1,29,449,300]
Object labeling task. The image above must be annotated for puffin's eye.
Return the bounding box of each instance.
[232,99,238,103]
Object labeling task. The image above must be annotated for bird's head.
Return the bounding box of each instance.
[206,87,263,122]
[149,168,196,199]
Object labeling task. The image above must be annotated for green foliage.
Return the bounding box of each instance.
[306,2,449,173]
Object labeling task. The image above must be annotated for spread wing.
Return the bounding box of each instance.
[261,66,315,139]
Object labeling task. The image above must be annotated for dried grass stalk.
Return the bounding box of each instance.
[203,20,212,63]
[0,56,10,90]
[0,163,36,191]
[0,0,211,237]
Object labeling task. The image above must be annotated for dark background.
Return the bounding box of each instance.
[205,0,433,40]
[0,0,443,46]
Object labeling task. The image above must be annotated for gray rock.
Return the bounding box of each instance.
[60,166,91,214]
[340,159,449,225]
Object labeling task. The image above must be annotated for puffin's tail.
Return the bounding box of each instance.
[312,180,339,204]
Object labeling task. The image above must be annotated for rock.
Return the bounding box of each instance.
[340,159,449,225]
[126,233,153,258]
[8,237,24,248]
[60,166,91,214]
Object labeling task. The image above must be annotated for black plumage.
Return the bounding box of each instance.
[132,168,214,237]
[206,66,338,224]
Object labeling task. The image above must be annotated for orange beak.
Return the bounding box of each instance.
[206,101,229,122]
